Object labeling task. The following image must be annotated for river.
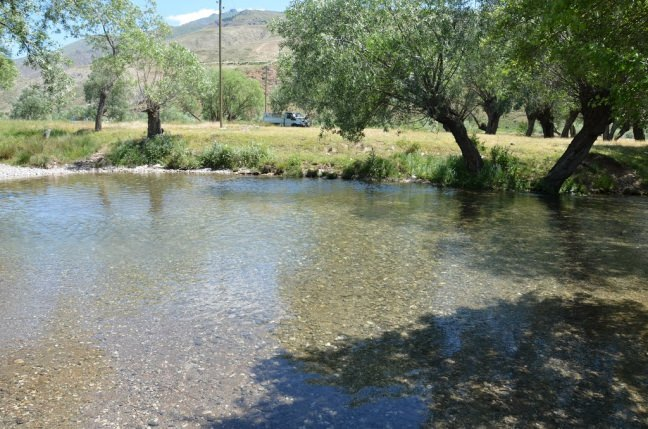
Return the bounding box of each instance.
[1,174,647,427]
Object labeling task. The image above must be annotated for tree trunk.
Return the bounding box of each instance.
[146,106,162,139]
[536,107,557,138]
[440,116,484,173]
[484,110,501,135]
[614,123,630,140]
[560,109,579,138]
[603,122,618,141]
[94,90,108,132]
[482,98,502,135]
[540,89,611,194]
[633,124,645,141]
[471,113,487,133]
[525,114,536,137]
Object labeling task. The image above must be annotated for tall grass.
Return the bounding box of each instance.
[199,143,272,170]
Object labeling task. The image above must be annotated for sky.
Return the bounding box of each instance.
[19,0,292,57]
[146,0,292,25]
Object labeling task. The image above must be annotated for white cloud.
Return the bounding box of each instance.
[167,9,219,25]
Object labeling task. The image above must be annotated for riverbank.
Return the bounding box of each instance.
[0,120,646,194]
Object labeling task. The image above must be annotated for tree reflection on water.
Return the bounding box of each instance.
[215,292,647,428]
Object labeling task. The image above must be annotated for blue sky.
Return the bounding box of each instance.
[146,0,291,25]
[27,0,291,56]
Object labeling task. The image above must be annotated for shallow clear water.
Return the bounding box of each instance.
[0,174,647,428]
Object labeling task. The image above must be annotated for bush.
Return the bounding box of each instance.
[28,153,50,168]
[165,147,200,170]
[0,141,16,160]
[199,143,235,169]
[235,144,271,169]
[280,155,304,178]
[10,85,51,120]
[342,151,397,181]
[482,146,528,191]
[109,134,181,167]
[199,143,272,170]
[396,139,421,154]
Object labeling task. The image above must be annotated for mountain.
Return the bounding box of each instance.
[3,9,284,112]
[172,10,283,65]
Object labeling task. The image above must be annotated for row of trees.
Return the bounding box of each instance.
[273,0,648,193]
[1,0,264,136]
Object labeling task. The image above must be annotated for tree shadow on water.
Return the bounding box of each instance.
[213,293,648,428]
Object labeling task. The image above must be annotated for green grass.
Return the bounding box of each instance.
[1,119,646,194]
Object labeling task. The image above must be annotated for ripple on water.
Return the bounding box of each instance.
[0,174,647,427]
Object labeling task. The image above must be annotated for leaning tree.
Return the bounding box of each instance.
[500,0,648,193]
[274,0,485,173]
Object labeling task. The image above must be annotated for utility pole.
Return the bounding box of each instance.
[264,64,268,114]
[218,0,223,128]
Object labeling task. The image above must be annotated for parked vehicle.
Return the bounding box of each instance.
[263,112,310,127]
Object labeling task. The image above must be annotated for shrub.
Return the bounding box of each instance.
[396,139,421,154]
[342,151,397,181]
[28,154,50,168]
[165,147,199,170]
[109,134,181,167]
[0,141,16,160]
[199,143,235,169]
[234,144,271,169]
[199,143,272,170]
[280,155,304,178]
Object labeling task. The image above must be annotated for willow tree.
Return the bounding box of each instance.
[126,27,204,138]
[67,0,157,131]
[500,0,648,193]
[201,69,264,122]
[274,0,484,173]
[0,0,74,90]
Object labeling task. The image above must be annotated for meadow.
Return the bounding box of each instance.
[1,119,646,194]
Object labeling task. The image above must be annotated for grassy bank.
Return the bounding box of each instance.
[1,120,646,194]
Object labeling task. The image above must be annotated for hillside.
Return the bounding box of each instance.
[173,10,283,66]
[3,9,284,113]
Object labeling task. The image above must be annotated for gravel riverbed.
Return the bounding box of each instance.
[0,163,81,180]
[0,163,239,182]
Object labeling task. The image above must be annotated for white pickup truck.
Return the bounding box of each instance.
[263,112,310,127]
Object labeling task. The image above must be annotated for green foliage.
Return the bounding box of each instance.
[10,53,75,120]
[199,143,272,170]
[274,0,482,140]
[0,54,18,90]
[342,151,397,181]
[0,1,70,67]
[160,106,196,123]
[396,140,421,155]
[499,0,648,124]
[109,134,180,166]
[84,61,133,121]
[28,153,50,168]
[280,155,304,178]
[164,146,199,170]
[199,143,234,170]
[0,140,17,160]
[10,86,52,120]
[201,68,264,122]
[128,28,205,136]
[391,145,528,191]
[130,39,204,111]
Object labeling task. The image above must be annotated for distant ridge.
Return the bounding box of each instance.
[3,9,284,111]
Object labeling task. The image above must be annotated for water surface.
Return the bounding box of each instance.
[0,174,647,427]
